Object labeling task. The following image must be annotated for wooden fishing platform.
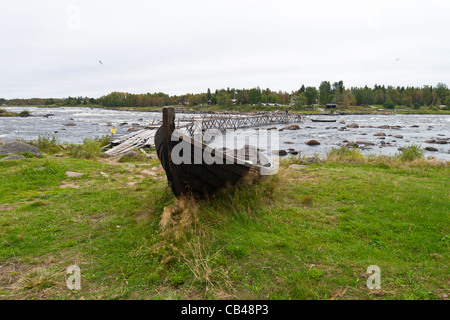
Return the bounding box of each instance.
[104,112,303,156]
[179,112,303,136]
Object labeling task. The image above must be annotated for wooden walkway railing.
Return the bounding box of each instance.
[179,113,303,136]
[104,112,303,156]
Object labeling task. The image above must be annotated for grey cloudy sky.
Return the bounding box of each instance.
[1,0,449,99]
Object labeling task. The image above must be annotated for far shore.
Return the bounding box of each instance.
[2,104,450,116]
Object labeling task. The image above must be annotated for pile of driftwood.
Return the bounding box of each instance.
[103,128,158,156]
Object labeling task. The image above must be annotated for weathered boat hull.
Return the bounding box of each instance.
[155,107,275,198]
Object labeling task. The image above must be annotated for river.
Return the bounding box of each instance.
[0,106,449,160]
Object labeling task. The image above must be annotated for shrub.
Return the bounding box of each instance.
[397,143,424,161]
[19,110,30,117]
[29,135,61,154]
[69,135,111,159]
[383,101,395,109]
[327,146,364,161]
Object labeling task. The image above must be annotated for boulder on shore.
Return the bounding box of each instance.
[0,154,25,161]
[0,141,40,156]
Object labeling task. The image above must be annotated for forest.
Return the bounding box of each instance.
[2,81,449,110]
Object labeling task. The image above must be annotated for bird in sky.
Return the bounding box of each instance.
[395,58,400,62]
[99,60,103,65]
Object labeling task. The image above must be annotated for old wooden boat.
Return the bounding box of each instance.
[155,107,276,198]
[311,118,336,122]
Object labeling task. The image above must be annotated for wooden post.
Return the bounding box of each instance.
[162,107,175,147]
[161,106,184,196]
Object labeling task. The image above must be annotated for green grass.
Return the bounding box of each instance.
[0,150,448,300]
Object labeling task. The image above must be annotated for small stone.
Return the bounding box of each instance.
[65,171,85,177]
[289,164,309,170]
[141,169,156,176]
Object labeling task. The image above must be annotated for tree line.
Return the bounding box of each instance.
[2,81,449,109]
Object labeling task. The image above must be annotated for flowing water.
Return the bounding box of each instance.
[1,106,449,160]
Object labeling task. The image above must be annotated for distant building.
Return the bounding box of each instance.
[326,103,337,109]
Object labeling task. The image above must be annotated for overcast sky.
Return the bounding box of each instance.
[1,0,449,99]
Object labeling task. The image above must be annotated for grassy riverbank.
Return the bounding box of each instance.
[0,142,448,300]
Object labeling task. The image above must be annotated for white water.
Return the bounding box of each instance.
[0,107,449,160]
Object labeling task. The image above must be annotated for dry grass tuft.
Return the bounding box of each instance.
[159,196,199,240]
[301,196,314,207]
[15,267,60,292]
[173,236,231,293]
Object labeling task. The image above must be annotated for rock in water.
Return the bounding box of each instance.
[272,149,288,156]
[0,141,40,156]
[425,147,438,152]
[283,124,300,130]
[305,140,320,146]
[345,142,359,148]
[346,123,359,128]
